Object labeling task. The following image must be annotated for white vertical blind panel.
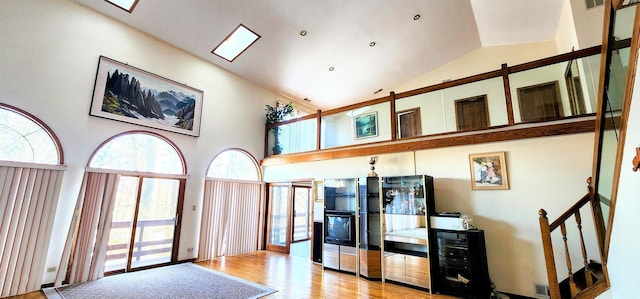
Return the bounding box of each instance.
[198,180,263,260]
[0,166,65,297]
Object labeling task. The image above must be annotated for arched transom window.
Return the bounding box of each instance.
[89,131,185,174]
[207,149,260,181]
[0,104,62,164]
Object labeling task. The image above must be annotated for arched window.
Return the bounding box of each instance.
[65,131,187,276]
[0,103,62,164]
[89,131,185,174]
[0,103,65,296]
[199,149,263,260]
[206,149,260,181]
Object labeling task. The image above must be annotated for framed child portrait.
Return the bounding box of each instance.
[469,151,509,190]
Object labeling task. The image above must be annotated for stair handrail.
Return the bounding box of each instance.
[539,179,601,299]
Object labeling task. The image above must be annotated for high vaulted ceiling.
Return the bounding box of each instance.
[73,0,565,110]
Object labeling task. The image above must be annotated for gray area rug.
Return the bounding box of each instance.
[43,263,276,299]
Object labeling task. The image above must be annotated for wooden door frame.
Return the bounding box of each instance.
[265,182,293,253]
[291,184,313,243]
[517,81,564,122]
[454,94,490,131]
[105,174,185,275]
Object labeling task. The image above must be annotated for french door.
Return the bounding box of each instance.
[292,185,312,242]
[265,183,312,253]
[266,184,291,253]
[104,176,184,273]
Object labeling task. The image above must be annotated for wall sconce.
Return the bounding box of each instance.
[368,156,378,177]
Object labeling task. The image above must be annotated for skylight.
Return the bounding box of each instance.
[105,0,139,12]
[212,24,260,62]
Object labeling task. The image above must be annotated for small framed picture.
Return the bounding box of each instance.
[469,151,509,190]
[314,180,324,203]
[355,112,378,139]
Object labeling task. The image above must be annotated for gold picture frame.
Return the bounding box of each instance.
[469,151,509,190]
[313,180,324,202]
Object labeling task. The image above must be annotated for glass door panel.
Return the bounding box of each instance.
[292,186,311,242]
[104,176,139,272]
[130,178,179,269]
[266,185,291,253]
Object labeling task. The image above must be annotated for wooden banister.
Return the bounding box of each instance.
[575,210,594,287]
[539,209,562,299]
[539,178,604,299]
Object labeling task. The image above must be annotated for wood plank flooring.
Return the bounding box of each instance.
[196,251,459,299]
[9,250,460,299]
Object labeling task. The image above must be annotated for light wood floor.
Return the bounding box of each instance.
[11,250,460,299]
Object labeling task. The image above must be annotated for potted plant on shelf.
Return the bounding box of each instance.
[265,102,294,155]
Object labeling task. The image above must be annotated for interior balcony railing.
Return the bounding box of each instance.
[264,45,615,162]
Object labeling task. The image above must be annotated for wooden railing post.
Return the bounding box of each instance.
[560,223,578,296]
[575,210,594,286]
[539,209,561,299]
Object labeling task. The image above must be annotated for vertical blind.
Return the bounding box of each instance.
[55,172,120,286]
[0,164,65,297]
[198,179,264,260]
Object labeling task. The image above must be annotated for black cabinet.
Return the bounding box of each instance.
[358,177,382,279]
[430,229,491,298]
[312,221,323,264]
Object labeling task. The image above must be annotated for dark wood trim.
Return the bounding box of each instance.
[261,118,595,166]
[126,176,145,270]
[316,110,322,150]
[613,0,625,9]
[502,63,515,125]
[266,113,318,130]
[549,193,592,230]
[591,0,616,203]
[172,178,186,262]
[396,70,503,99]
[508,46,602,74]
[262,44,603,154]
[321,95,391,117]
[603,2,640,261]
[390,92,397,141]
[453,94,490,131]
[516,80,564,122]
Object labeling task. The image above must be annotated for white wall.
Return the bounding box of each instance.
[557,0,581,52]
[263,132,595,297]
[570,0,606,49]
[0,0,278,284]
[393,41,560,94]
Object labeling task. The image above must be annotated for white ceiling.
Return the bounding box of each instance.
[73,0,565,110]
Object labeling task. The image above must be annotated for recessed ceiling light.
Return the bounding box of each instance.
[105,0,139,12]
[212,24,261,62]
[300,30,307,36]
[329,67,335,71]
[413,14,421,20]
[369,42,376,47]
[303,98,311,102]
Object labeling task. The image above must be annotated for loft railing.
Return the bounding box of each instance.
[538,179,608,299]
[265,46,606,157]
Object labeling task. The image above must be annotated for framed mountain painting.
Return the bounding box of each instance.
[89,56,203,137]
